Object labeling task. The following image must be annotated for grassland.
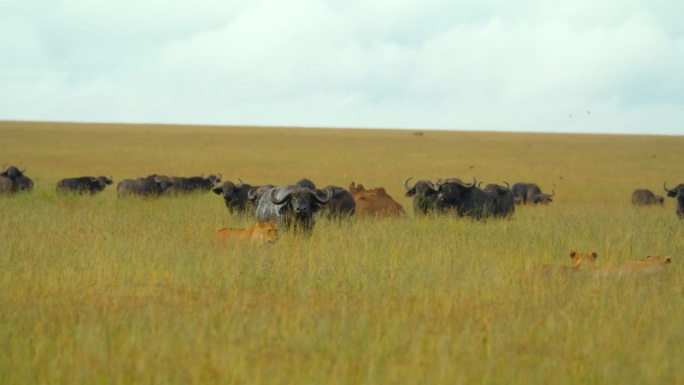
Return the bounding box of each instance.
[1,121,683,384]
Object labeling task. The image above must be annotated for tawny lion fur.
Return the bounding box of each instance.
[213,221,279,246]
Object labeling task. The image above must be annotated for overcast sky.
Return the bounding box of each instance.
[1,0,683,135]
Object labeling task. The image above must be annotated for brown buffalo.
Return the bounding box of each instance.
[631,189,665,205]
[348,182,405,218]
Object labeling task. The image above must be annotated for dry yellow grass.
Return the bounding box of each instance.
[1,121,683,384]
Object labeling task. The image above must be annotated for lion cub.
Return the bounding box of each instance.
[213,221,279,246]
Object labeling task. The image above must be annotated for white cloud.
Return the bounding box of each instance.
[1,0,683,134]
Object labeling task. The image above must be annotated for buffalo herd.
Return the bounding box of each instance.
[2,164,684,232]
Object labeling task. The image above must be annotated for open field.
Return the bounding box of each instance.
[1,121,683,384]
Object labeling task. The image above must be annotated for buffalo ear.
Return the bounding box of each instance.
[212,186,223,195]
[667,190,677,197]
[405,188,416,197]
[591,251,598,261]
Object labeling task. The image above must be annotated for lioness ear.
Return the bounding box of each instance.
[591,251,598,260]
[570,250,576,258]
[665,257,672,264]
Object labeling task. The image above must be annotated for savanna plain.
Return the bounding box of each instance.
[1,121,683,385]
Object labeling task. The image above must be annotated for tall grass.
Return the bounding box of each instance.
[1,121,683,384]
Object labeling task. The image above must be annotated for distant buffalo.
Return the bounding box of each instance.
[171,173,222,194]
[434,177,494,219]
[482,182,515,218]
[0,165,33,194]
[631,189,664,206]
[404,177,440,215]
[56,176,113,195]
[512,182,554,204]
[664,182,684,218]
[117,175,174,197]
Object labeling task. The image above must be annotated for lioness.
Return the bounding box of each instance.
[213,221,279,246]
[590,255,672,276]
[569,250,598,268]
[535,250,598,276]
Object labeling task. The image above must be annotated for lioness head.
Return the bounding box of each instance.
[256,221,279,244]
[570,250,598,268]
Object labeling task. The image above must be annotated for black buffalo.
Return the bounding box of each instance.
[0,165,32,194]
[434,177,495,219]
[664,182,684,218]
[293,179,355,218]
[255,185,334,233]
[404,177,440,215]
[56,176,113,195]
[213,179,275,214]
[512,182,554,204]
[171,173,222,194]
[295,178,317,190]
[482,182,515,218]
[631,189,665,205]
[117,175,174,197]
[316,185,356,218]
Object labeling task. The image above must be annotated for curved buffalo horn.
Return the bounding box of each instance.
[502,182,510,190]
[217,173,222,180]
[466,177,476,188]
[404,177,414,191]
[247,187,259,201]
[454,176,476,189]
[548,189,555,197]
[236,178,244,189]
[311,186,334,204]
[664,182,675,193]
[269,188,292,205]
[19,165,26,173]
[477,181,483,189]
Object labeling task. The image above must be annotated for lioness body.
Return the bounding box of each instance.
[213,221,279,245]
[590,255,672,276]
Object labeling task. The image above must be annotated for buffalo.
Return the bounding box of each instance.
[316,185,356,218]
[0,165,32,194]
[56,176,113,195]
[255,185,334,233]
[117,175,174,197]
[171,173,222,194]
[295,178,316,190]
[631,189,665,206]
[348,182,405,218]
[214,179,275,214]
[663,182,684,218]
[512,182,554,204]
[404,177,440,215]
[294,179,355,218]
[482,182,515,218]
[434,177,494,219]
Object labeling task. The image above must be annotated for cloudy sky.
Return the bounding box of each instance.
[1,0,683,134]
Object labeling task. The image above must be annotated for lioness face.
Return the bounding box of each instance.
[256,221,279,244]
[570,250,598,268]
